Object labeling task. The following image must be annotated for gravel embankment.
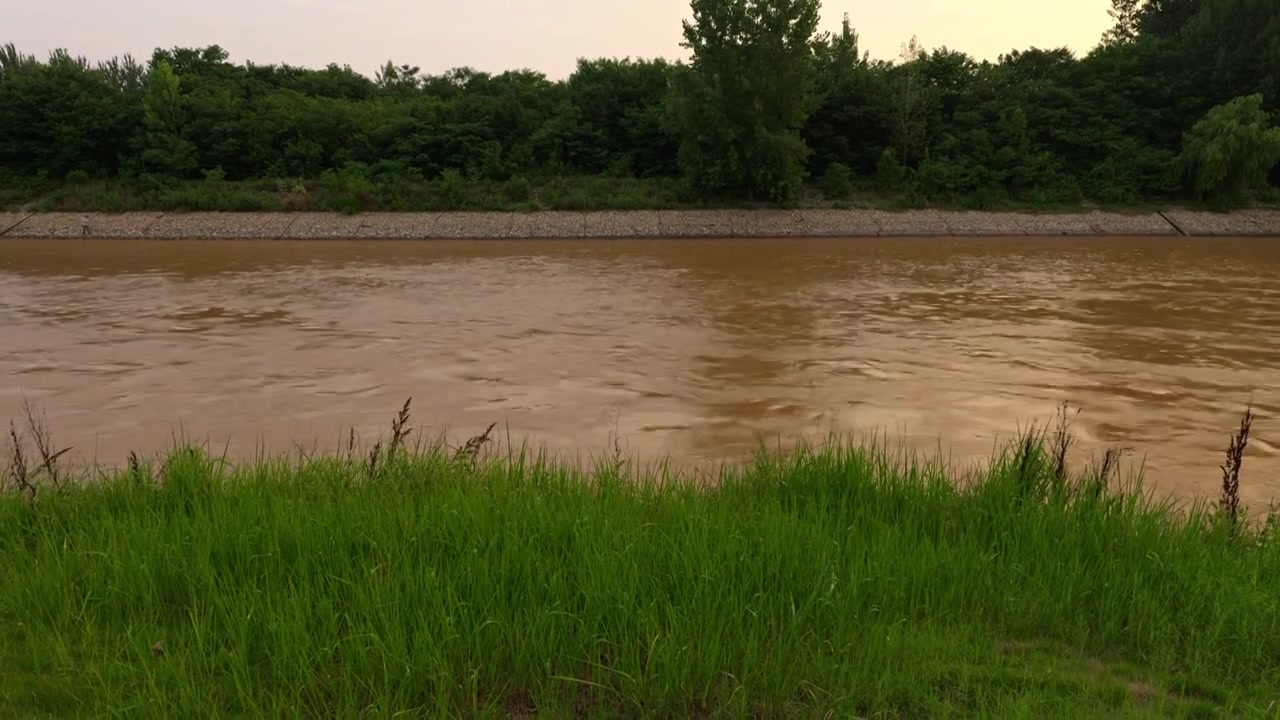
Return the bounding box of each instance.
[3,209,1279,239]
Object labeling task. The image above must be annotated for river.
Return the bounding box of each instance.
[1,236,1277,503]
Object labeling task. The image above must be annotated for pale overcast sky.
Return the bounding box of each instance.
[10,0,1113,78]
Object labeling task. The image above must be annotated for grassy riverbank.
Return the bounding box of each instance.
[5,175,692,214]
[2,413,1278,717]
[2,175,1201,216]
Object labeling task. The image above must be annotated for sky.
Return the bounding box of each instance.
[9,0,1114,79]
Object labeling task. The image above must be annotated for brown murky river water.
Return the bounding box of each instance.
[1,236,1277,502]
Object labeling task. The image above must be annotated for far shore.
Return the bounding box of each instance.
[3,208,1280,240]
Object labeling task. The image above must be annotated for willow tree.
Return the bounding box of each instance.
[668,0,822,201]
[1179,94,1280,206]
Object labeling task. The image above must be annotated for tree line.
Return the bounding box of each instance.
[1,0,1278,211]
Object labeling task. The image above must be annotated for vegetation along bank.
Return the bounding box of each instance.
[2,0,1279,215]
[2,401,1278,716]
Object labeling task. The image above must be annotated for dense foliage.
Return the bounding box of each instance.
[1,0,1277,210]
[670,0,822,201]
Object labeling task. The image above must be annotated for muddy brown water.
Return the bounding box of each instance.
[1,236,1277,503]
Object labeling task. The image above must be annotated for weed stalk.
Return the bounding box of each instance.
[1220,406,1253,527]
[7,421,35,501]
[455,423,498,469]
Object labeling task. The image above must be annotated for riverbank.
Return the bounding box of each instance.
[3,417,1279,717]
[3,208,1280,239]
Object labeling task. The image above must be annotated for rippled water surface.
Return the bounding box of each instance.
[2,236,1277,501]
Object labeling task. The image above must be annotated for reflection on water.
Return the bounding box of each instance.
[1,236,1277,502]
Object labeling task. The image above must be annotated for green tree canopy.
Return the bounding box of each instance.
[2,0,1278,209]
[668,0,822,201]
[1178,94,1280,206]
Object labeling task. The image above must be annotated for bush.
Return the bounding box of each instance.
[314,166,377,213]
[820,162,854,200]
[1084,143,1178,205]
[874,148,905,194]
[438,169,467,209]
[503,176,532,203]
[154,184,274,212]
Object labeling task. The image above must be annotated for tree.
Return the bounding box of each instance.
[375,61,422,95]
[565,58,678,176]
[1137,0,1202,39]
[813,12,863,85]
[0,49,139,178]
[1178,94,1280,206]
[141,60,197,177]
[804,16,888,176]
[1104,0,1205,44]
[0,43,38,77]
[887,36,930,167]
[97,54,146,93]
[1,0,1274,210]
[1104,0,1143,44]
[1180,0,1280,112]
[668,0,822,201]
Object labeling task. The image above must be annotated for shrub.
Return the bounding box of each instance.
[503,176,532,203]
[439,169,467,209]
[874,148,905,194]
[820,162,854,200]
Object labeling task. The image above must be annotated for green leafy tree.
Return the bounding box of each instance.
[0,49,137,178]
[1137,0,1203,39]
[1105,0,1204,42]
[0,43,37,77]
[375,61,422,95]
[1180,0,1280,112]
[97,54,146,93]
[3,0,1279,211]
[141,60,197,177]
[805,17,890,177]
[813,12,863,84]
[668,0,822,201]
[887,36,931,168]
[1178,94,1280,205]
[564,58,678,176]
[1104,0,1144,44]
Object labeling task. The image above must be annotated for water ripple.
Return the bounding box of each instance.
[1,235,1278,502]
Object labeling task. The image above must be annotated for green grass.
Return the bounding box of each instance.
[2,418,1279,718]
[0,175,699,214]
[10,174,1273,215]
